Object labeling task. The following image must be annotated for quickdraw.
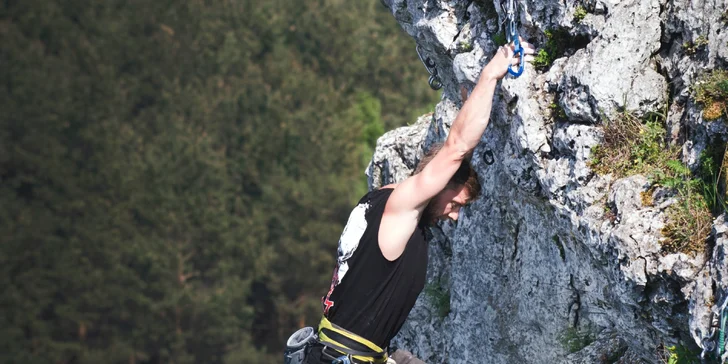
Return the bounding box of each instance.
[719,296,727,362]
[416,45,443,90]
[506,0,524,77]
[701,294,728,362]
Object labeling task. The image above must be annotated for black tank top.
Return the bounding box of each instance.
[321,188,428,349]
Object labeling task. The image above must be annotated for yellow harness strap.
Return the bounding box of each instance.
[317,317,388,363]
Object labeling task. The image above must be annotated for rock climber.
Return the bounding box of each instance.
[296,40,535,364]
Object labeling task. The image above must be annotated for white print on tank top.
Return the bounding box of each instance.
[322,201,369,314]
[336,201,369,284]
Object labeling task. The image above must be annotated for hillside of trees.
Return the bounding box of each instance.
[0,0,439,363]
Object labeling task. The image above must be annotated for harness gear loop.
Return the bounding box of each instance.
[416,45,443,90]
[506,0,524,77]
[317,317,389,364]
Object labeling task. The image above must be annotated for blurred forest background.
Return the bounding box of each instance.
[0,0,439,363]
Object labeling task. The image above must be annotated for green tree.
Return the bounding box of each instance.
[0,0,438,361]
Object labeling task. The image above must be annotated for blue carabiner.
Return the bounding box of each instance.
[507,35,524,77]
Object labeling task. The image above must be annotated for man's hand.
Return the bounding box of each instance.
[481,38,536,81]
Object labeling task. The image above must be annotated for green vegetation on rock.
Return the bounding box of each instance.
[590,111,723,255]
[683,35,709,55]
[492,32,508,46]
[558,326,595,354]
[574,6,588,23]
[660,344,701,364]
[694,70,728,120]
[424,282,451,318]
[532,28,589,71]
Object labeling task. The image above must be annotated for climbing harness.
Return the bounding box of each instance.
[317,316,390,364]
[416,45,443,90]
[505,0,524,77]
[283,318,391,364]
[701,294,728,362]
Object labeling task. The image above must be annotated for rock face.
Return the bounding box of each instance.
[369,0,728,363]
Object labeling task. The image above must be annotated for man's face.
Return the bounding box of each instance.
[426,184,470,222]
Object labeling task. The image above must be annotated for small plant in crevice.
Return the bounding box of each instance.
[573,6,588,23]
[696,145,728,214]
[683,35,709,55]
[694,69,728,121]
[657,344,701,364]
[558,326,596,354]
[721,8,728,24]
[492,32,508,47]
[424,281,450,319]
[549,102,567,122]
[532,28,590,72]
[603,203,617,223]
[457,41,474,53]
[532,49,553,70]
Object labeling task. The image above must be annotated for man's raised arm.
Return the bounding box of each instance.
[378,41,535,261]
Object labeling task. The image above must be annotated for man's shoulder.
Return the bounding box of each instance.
[351,185,399,220]
[357,185,398,204]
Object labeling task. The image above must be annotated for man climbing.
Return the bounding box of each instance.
[304,40,535,364]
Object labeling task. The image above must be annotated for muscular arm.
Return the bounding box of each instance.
[378,42,535,261]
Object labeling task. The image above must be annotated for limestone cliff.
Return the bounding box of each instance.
[368,0,728,362]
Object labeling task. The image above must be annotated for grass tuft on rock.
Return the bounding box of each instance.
[658,344,701,364]
[590,112,679,179]
[658,160,714,254]
[492,32,508,46]
[683,35,709,55]
[532,28,590,71]
[574,6,588,23]
[590,112,723,255]
[694,70,728,120]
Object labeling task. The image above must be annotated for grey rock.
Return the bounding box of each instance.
[373,0,728,362]
[559,0,667,124]
[366,113,432,189]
